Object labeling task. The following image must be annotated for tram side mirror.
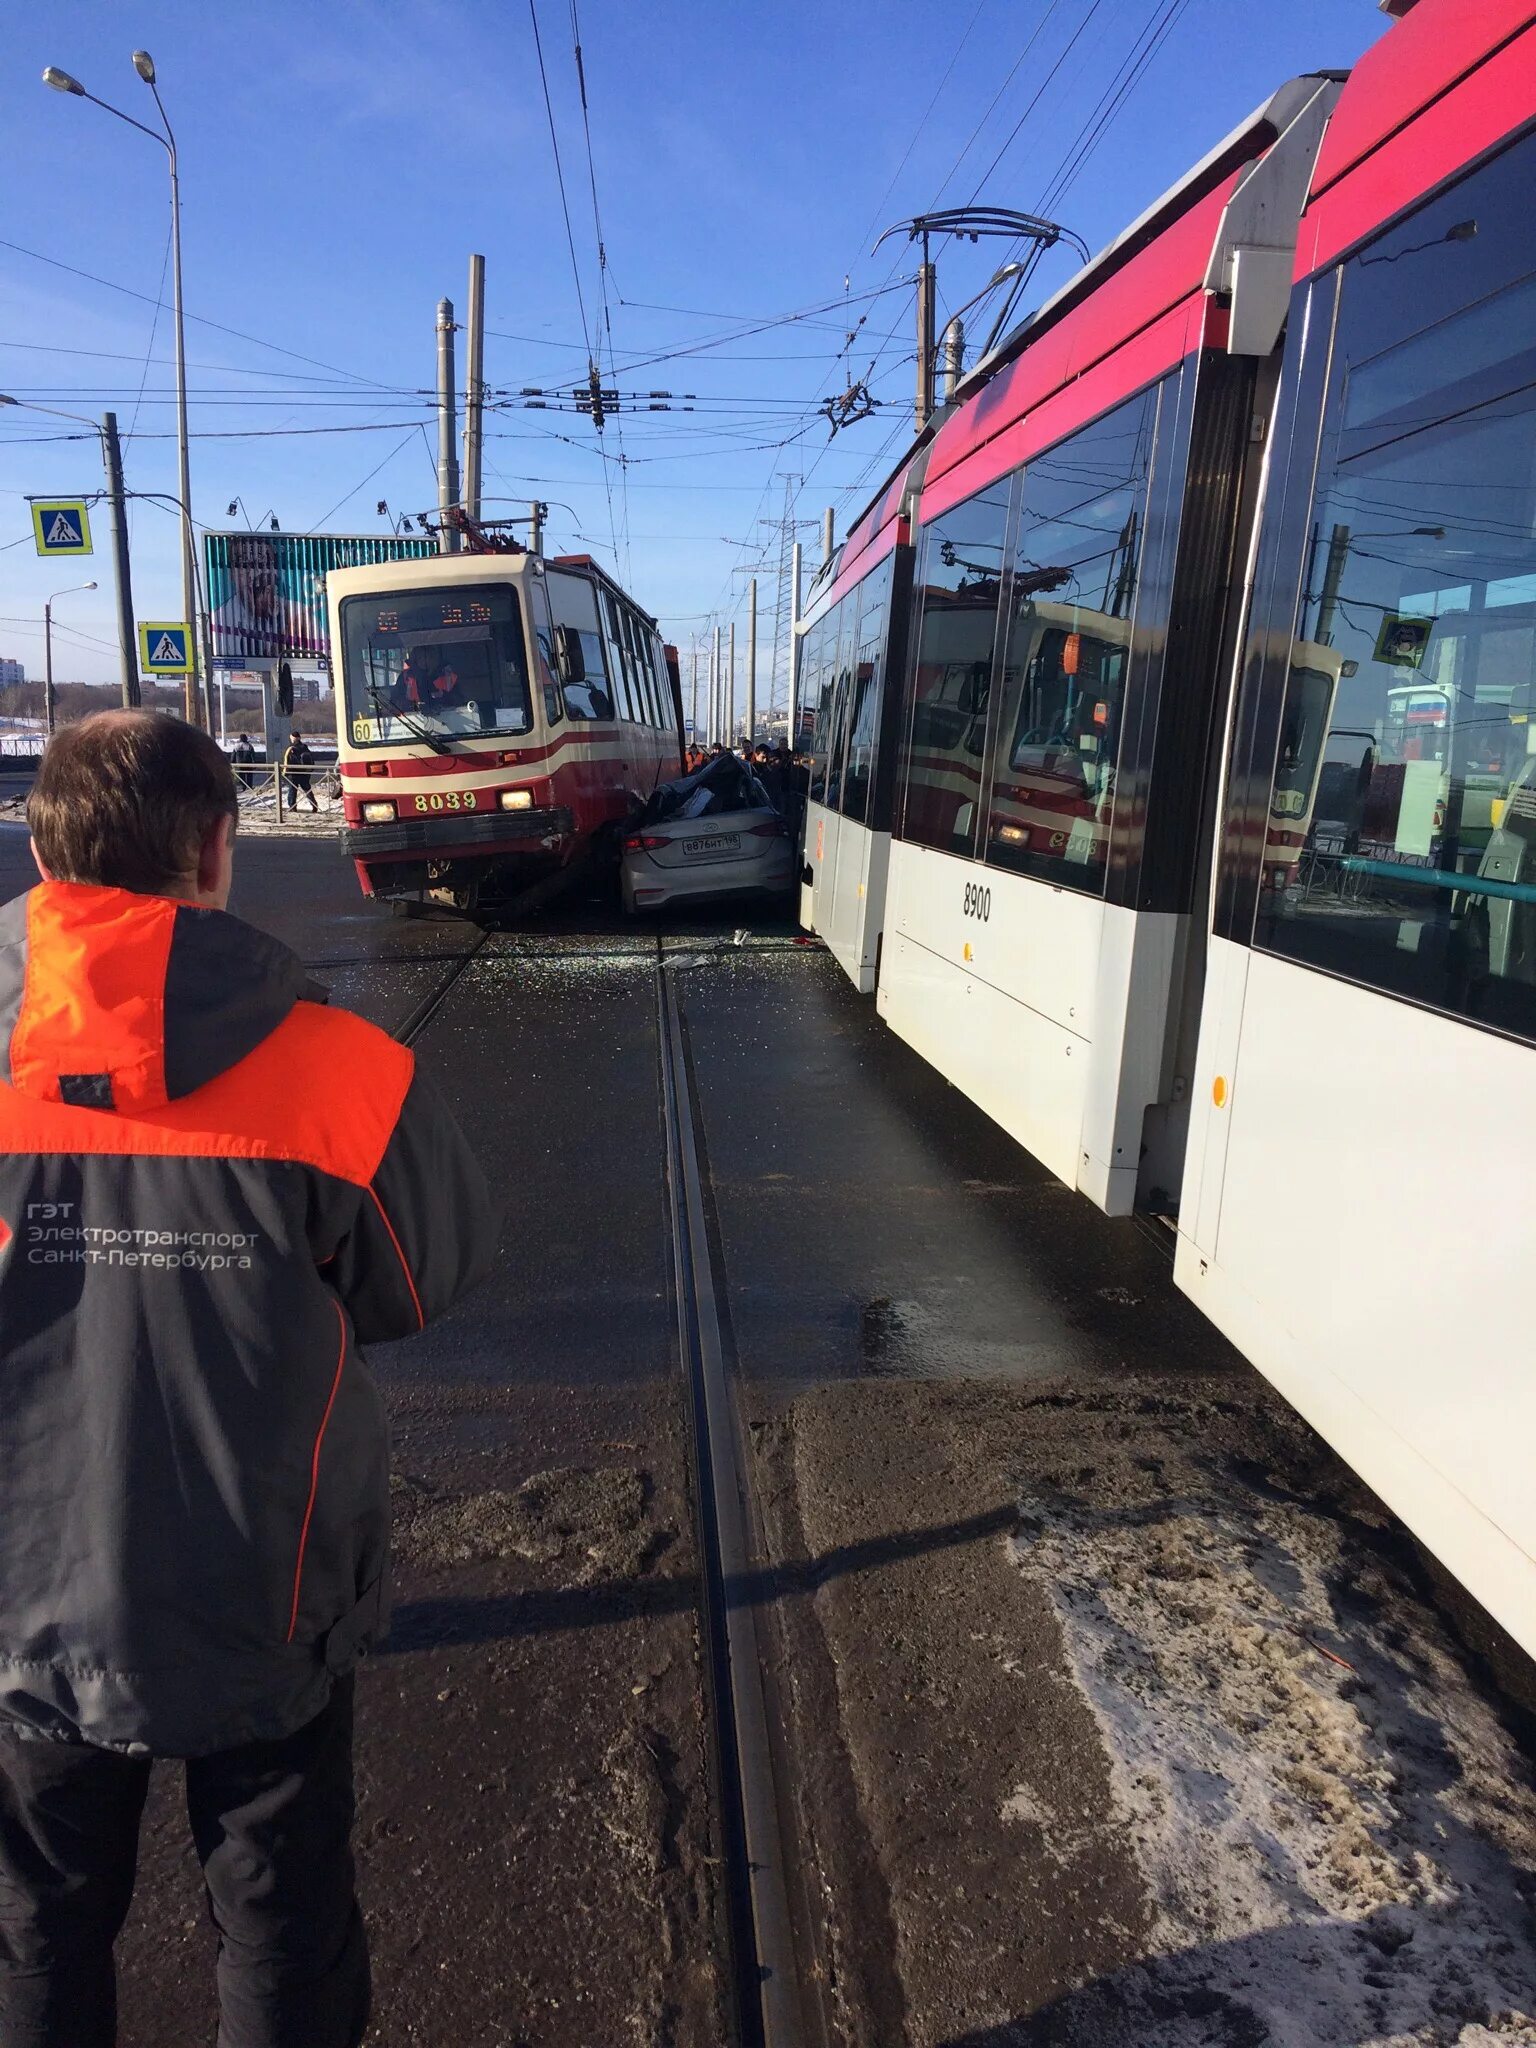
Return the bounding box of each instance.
[554,625,585,684]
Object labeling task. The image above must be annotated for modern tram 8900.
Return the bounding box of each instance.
[795,0,1536,1655]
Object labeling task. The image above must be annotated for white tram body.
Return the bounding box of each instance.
[796,0,1536,1653]
[328,549,679,909]
[1175,1,1536,1653]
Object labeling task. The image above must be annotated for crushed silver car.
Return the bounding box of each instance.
[621,754,794,914]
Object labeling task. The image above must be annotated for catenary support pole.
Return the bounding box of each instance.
[1317,523,1350,645]
[690,638,699,746]
[728,620,736,745]
[787,541,802,746]
[463,255,485,524]
[437,298,460,554]
[746,578,757,747]
[822,507,834,566]
[529,499,545,557]
[915,257,936,434]
[942,317,964,403]
[712,625,722,744]
[100,411,138,707]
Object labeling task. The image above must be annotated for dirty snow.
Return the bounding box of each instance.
[1010,1478,1536,2045]
[393,1464,660,1581]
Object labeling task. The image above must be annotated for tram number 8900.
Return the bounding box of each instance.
[962,881,991,922]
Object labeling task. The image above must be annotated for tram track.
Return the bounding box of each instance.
[656,941,822,2048]
[366,912,820,2040]
[391,928,495,1047]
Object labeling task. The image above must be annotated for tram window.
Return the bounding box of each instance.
[1254,167,1536,1045]
[621,607,655,725]
[805,604,843,805]
[842,557,893,825]
[793,618,816,774]
[562,629,613,720]
[790,618,814,757]
[629,615,657,725]
[601,591,639,723]
[983,391,1153,892]
[650,636,674,729]
[899,480,1011,858]
[831,598,868,806]
[339,583,533,745]
[629,619,654,726]
[535,629,564,726]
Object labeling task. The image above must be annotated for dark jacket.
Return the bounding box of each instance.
[0,882,496,1757]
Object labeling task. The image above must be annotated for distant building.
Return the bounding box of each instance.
[0,658,25,686]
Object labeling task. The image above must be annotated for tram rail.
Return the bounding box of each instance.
[369,918,820,2044]
[657,944,816,2048]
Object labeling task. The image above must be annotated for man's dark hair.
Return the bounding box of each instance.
[28,709,238,894]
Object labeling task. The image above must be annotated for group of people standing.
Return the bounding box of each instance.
[230,732,322,814]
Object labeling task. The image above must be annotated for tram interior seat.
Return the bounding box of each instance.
[1474,752,1536,982]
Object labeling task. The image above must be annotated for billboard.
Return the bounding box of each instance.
[204,531,436,666]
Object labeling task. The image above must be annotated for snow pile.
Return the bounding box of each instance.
[1009,1477,1536,2045]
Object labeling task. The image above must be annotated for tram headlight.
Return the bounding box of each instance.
[500,789,534,812]
[361,800,397,824]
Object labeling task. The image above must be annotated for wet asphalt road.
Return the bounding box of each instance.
[5,825,1536,2046]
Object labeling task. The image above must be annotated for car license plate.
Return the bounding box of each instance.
[683,832,739,856]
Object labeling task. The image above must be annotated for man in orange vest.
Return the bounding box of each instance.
[0,710,496,2047]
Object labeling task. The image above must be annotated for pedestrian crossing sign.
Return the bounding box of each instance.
[31,500,92,557]
[139,622,191,675]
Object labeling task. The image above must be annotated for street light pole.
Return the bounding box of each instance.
[143,60,197,727]
[44,581,98,736]
[43,52,201,725]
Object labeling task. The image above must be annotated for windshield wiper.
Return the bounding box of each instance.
[367,682,454,756]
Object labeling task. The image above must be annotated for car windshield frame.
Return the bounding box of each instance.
[339,583,533,747]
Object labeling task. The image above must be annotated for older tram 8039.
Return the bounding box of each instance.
[328,549,681,912]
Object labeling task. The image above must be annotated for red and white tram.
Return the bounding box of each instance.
[328,548,681,910]
[798,0,1536,1653]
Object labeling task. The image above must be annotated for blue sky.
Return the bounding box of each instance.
[2,0,1383,700]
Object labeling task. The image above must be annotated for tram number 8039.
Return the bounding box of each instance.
[962,881,991,922]
[412,790,479,813]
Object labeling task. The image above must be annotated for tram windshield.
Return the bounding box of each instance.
[339,584,533,747]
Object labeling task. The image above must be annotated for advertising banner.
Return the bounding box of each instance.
[204,531,435,665]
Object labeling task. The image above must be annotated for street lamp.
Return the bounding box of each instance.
[227,498,282,533]
[1,394,139,709]
[43,582,98,737]
[44,53,200,728]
